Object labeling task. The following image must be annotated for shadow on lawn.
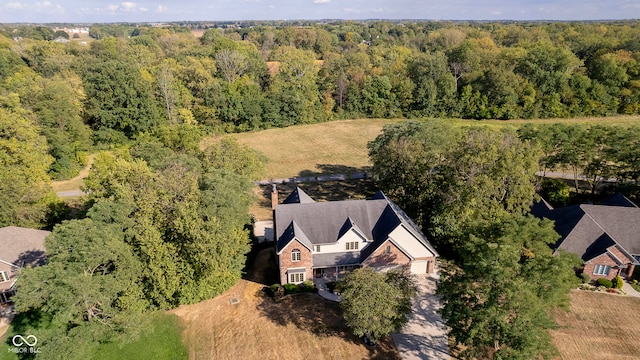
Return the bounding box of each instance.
[260,178,378,205]
[255,293,400,360]
[298,164,372,178]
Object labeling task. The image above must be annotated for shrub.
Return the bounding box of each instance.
[541,178,571,206]
[612,275,624,289]
[597,278,613,288]
[268,283,284,299]
[283,283,299,294]
[580,273,591,284]
[300,280,315,292]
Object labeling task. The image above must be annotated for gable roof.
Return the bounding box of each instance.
[275,189,439,262]
[0,226,49,268]
[601,193,638,208]
[282,187,316,204]
[276,221,313,253]
[531,199,640,262]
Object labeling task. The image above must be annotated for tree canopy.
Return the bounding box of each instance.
[437,215,581,359]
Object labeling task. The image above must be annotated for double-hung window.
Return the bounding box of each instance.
[291,249,301,262]
[345,242,359,250]
[289,272,304,283]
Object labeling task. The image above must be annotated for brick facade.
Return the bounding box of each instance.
[363,240,411,269]
[278,239,312,284]
[583,248,635,281]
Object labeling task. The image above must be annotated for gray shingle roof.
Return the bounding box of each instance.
[601,193,638,208]
[282,187,316,204]
[275,188,439,263]
[532,198,640,262]
[0,226,49,267]
[276,221,313,253]
[313,252,360,267]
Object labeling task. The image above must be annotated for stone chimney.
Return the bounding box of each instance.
[271,184,278,210]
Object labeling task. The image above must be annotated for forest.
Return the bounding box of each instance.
[2,20,640,358]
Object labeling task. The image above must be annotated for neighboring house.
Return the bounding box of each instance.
[0,226,49,303]
[531,194,640,281]
[273,187,439,284]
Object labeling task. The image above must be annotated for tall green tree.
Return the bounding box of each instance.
[340,268,416,341]
[438,215,581,360]
[0,102,54,228]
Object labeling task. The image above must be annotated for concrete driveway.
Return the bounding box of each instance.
[392,273,450,360]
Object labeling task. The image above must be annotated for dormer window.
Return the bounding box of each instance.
[346,242,359,250]
[291,249,301,262]
[0,271,9,283]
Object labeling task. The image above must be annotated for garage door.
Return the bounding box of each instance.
[410,260,428,274]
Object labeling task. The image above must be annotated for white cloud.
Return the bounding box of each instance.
[5,2,26,9]
[314,0,331,4]
[120,2,137,11]
[157,4,167,13]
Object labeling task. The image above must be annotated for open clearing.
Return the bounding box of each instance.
[550,290,640,359]
[202,116,640,180]
[172,249,399,360]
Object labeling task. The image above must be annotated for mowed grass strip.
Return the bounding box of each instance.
[550,290,640,359]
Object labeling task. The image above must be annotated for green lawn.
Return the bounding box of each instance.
[0,312,187,360]
[90,313,187,360]
[200,116,640,180]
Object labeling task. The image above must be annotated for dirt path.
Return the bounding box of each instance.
[52,154,95,194]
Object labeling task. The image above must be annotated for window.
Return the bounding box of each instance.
[593,264,611,276]
[385,245,391,254]
[0,271,8,283]
[291,249,301,262]
[289,272,304,283]
[346,242,359,250]
[315,245,321,253]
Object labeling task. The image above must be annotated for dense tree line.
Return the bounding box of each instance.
[1,20,639,192]
[12,135,263,357]
[518,123,640,197]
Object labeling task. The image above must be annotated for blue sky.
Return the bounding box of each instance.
[1,0,639,23]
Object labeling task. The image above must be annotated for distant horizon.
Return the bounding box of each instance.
[2,0,639,24]
[2,18,640,26]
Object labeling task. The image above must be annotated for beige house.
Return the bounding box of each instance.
[274,187,439,284]
[0,226,49,303]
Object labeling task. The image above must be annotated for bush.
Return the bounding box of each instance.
[283,283,299,294]
[541,178,571,206]
[597,278,613,288]
[580,273,591,284]
[300,280,315,292]
[611,275,624,289]
[268,283,284,299]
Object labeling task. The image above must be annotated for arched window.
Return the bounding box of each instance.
[291,249,301,262]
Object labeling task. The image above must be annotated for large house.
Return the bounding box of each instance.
[273,187,439,284]
[0,226,49,303]
[531,194,640,281]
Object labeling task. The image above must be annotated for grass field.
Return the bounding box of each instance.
[172,249,399,360]
[550,290,640,359]
[0,312,187,360]
[201,116,640,180]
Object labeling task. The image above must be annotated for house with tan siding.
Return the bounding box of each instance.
[273,187,438,284]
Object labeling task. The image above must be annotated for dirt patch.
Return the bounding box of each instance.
[550,289,640,359]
